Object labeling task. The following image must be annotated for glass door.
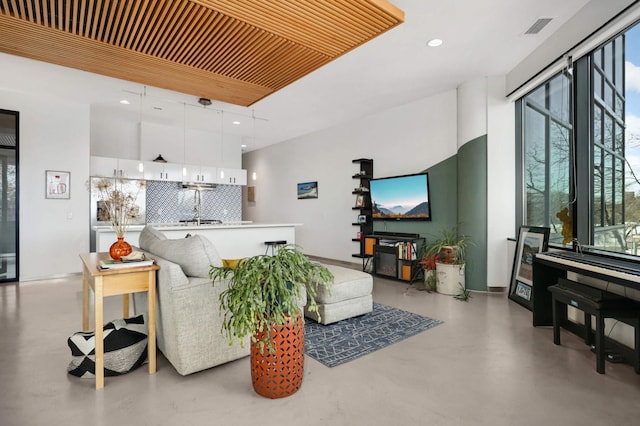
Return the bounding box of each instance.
[0,109,18,282]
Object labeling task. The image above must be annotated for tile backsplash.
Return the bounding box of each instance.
[146,180,242,223]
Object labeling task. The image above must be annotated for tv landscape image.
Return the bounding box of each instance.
[369,173,431,221]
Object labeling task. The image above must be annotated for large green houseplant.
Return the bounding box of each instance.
[424,226,473,298]
[425,225,471,265]
[209,244,333,398]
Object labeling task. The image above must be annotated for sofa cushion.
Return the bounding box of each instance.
[67,314,148,378]
[149,234,223,277]
[310,264,372,304]
[222,258,245,269]
[139,226,167,251]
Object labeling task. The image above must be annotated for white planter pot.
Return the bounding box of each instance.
[435,262,465,295]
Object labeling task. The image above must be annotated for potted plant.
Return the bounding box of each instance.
[209,245,333,399]
[418,252,439,292]
[425,226,473,296]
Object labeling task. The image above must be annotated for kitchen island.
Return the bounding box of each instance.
[95,223,300,259]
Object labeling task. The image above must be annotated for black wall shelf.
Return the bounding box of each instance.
[352,158,373,267]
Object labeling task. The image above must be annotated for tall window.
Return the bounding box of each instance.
[521,73,572,245]
[518,21,640,256]
[592,35,626,252]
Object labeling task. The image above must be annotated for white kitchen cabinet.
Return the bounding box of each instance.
[118,158,145,179]
[90,156,144,179]
[200,166,218,183]
[90,156,117,177]
[217,168,247,185]
[183,164,218,183]
[143,161,183,182]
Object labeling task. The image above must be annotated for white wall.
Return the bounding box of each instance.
[243,90,458,264]
[1,91,90,280]
[244,80,517,287]
[457,78,488,148]
[487,76,516,287]
[90,105,140,160]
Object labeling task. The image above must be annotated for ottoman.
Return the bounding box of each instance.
[305,264,373,325]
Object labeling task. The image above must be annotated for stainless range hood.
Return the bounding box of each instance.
[182,182,217,190]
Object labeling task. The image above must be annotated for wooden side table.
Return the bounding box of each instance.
[79,252,160,389]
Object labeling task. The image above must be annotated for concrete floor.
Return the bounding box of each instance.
[1,273,640,426]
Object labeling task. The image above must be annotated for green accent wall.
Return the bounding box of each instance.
[371,138,487,292]
[458,135,488,291]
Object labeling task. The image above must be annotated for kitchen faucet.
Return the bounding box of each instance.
[193,189,201,226]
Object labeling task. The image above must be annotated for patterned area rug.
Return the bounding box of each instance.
[304,303,443,367]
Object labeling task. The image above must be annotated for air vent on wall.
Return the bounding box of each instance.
[525,18,553,35]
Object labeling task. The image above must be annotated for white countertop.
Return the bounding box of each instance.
[94,223,302,233]
[94,222,300,258]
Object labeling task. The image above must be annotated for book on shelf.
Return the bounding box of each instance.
[396,242,418,260]
[99,259,155,270]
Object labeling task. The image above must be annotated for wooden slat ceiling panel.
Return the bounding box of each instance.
[0,0,403,106]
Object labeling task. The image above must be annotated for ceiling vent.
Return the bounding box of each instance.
[525,18,553,35]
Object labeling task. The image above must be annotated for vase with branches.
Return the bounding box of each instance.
[93,178,145,259]
[94,178,145,238]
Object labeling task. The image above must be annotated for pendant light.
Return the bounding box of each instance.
[182,101,187,178]
[251,109,257,181]
[219,110,225,181]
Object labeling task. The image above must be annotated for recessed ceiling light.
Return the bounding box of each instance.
[233,121,241,125]
[241,144,247,148]
[427,38,443,47]
[119,99,130,105]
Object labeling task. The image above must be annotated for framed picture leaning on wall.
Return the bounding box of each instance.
[508,226,550,310]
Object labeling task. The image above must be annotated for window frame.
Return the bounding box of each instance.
[517,29,639,258]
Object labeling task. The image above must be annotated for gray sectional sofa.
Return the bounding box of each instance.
[131,225,373,376]
[132,226,249,376]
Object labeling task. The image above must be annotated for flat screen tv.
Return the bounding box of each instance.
[369,172,431,221]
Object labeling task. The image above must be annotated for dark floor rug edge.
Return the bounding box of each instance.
[304,303,444,368]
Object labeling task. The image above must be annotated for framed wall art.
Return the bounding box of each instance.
[297,181,318,199]
[45,170,70,199]
[508,226,550,310]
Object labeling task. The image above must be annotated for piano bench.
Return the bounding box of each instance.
[548,279,640,375]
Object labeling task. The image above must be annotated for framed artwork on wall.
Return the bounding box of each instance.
[508,226,550,310]
[45,170,70,199]
[297,181,318,199]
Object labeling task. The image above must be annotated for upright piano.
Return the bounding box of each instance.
[532,250,640,326]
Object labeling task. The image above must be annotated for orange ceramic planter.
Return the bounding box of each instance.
[250,314,304,399]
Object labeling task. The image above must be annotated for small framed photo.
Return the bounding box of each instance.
[355,194,365,207]
[297,181,318,199]
[508,226,550,310]
[45,170,70,199]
